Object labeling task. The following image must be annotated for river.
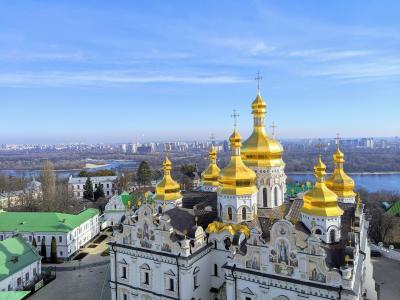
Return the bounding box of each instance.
[288,173,400,194]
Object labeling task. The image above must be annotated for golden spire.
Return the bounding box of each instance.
[154,156,182,201]
[301,155,344,217]
[218,120,257,196]
[326,134,356,198]
[241,73,284,168]
[201,144,221,188]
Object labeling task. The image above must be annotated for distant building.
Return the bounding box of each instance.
[0,236,42,292]
[104,192,134,227]
[0,178,42,209]
[0,208,100,260]
[68,175,117,199]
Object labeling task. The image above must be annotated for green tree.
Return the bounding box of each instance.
[50,237,57,263]
[40,238,47,262]
[83,177,94,200]
[32,237,37,248]
[94,184,105,200]
[136,161,152,187]
[180,164,196,176]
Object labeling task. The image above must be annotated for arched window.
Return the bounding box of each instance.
[263,188,268,207]
[274,187,279,206]
[315,229,322,235]
[158,206,162,214]
[330,229,336,243]
[242,207,246,221]
[228,207,233,220]
[219,203,222,217]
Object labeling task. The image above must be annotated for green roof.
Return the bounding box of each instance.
[0,291,30,300]
[0,236,41,281]
[120,192,133,207]
[387,200,400,216]
[0,208,99,233]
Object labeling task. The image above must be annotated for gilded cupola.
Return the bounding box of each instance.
[326,145,356,198]
[218,128,257,195]
[241,92,285,168]
[201,145,221,188]
[301,155,344,217]
[154,156,182,201]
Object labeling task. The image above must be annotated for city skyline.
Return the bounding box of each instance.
[1,1,400,143]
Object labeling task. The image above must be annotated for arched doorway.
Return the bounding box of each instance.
[263,188,268,207]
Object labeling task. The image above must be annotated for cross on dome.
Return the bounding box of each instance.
[231,109,240,128]
[255,71,263,94]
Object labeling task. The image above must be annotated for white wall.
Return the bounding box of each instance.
[0,260,41,291]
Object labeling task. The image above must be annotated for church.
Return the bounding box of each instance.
[109,85,377,300]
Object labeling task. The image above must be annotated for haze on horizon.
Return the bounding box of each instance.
[1,1,399,144]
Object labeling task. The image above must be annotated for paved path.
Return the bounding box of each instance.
[372,256,400,300]
[29,233,111,300]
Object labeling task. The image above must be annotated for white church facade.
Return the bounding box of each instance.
[109,89,377,300]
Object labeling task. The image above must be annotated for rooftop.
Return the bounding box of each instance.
[0,236,41,281]
[0,208,99,233]
[68,176,117,184]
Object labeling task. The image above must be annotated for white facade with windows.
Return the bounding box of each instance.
[68,175,117,199]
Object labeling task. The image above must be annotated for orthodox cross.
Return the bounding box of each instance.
[335,133,341,149]
[255,71,263,93]
[270,121,277,138]
[231,109,240,128]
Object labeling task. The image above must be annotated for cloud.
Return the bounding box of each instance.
[0,70,249,87]
[209,37,275,55]
[0,51,86,62]
[288,49,372,61]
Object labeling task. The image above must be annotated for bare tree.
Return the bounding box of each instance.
[40,161,56,211]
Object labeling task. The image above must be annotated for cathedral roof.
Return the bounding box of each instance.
[154,157,182,201]
[201,145,220,187]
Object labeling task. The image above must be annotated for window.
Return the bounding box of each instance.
[169,278,174,291]
[123,294,127,300]
[29,236,32,242]
[214,264,218,276]
[121,266,127,279]
[60,251,63,256]
[17,277,22,286]
[274,187,279,206]
[219,203,222,217]
[107,184,110,188]
[193,266,200,290]
[107,191,110,196]
[33,268,36,276]
[0,235,3,241]
[315,229,322,235]
[25,272,29,281]
[59,236,62,243]
[242,207,246,221]
[38,236,41,242]
[246,298,252,300]
[144,272,149,285]
[228,207,233,220]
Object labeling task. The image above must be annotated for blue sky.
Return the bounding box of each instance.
[1,1,399,143]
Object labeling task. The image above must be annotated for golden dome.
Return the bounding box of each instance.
[201,145,221,187]
[154,157,182,201]
[326,147,356,198]
[206,221,250,238]
[218,128,257,195]
[241,92,285,168]
[301,155,344,217]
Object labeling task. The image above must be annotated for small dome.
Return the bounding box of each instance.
[201,145,221,187]
[219,128,257,195]
[301,155,344,217]
[326,148,356,198]
[154,157,182,201]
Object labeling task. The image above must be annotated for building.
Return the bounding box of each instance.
[0,209,100,260]
[0,236,42,292]
[0,178,42,209]
[104,192,134,227]
[68,175,117,199]
[109,90,377,300]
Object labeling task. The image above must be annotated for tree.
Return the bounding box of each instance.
[40,238,47,262]
[32,237,37,248]
[136,161,152,187]
[94,184,105,201]
[50,237,57,263]
[83,177,94,200]
[180,164,196,176]
[40,161,56,211]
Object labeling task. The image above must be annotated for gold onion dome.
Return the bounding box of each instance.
[325,146,356,198]
[301,155,344,217]
[154,156,182,201]
[241,92,284,168]
[218,128,257,195]
[201,145,221,187]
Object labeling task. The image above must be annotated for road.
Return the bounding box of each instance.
[372,256,400,300]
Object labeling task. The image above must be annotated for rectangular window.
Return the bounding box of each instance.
[59,236,62,243]
[0,235,3,241]
[169,278,174,291]
[60,251,63,256]
[17,277,22,286]
[144,272,149,285]
[121,266,127,279]
[38,236,41,242]
[29,236,32,242]
[214,264,218,276]
[194,275,198,289]
[33,268,36,276]
[246,297,251,300]
[25,272,29,281]
[123,294,127,300]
